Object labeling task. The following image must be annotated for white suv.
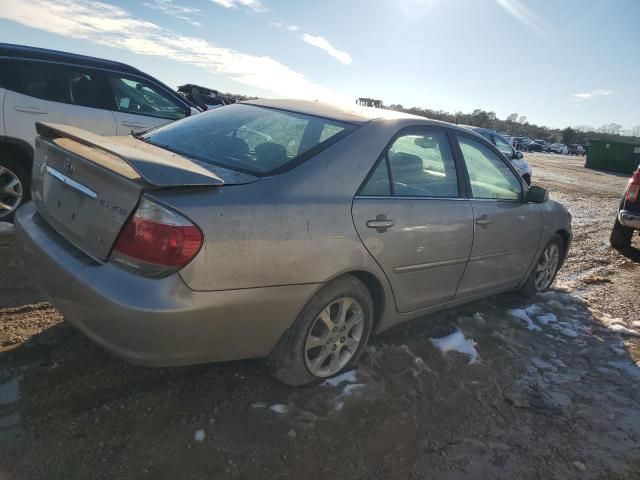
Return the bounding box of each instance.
[0,43,198,221]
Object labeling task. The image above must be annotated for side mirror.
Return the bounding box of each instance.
[514,151,524,159]
[525,185,548,203]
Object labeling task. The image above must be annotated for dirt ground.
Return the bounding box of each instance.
[1,153,640,480]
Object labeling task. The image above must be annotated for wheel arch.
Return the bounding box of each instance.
[0,137,34,172]
[555,228,571,263]
[321,269,387,335]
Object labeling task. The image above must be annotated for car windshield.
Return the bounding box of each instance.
[141,104,355,176]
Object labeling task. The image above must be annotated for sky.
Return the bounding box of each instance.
[0,0,638,130]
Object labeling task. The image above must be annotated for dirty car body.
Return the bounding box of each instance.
[15,99,572,378]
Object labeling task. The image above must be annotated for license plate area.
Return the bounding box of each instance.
[42,166,97,238]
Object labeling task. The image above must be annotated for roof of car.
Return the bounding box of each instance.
[0,43,141,75]
[242,98,426,125]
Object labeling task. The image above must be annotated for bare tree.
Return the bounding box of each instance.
[518,116,527,124]
[507,113,518,123]
[598,123,623,135]
[632,125,640,137]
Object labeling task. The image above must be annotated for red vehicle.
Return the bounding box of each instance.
[610,167,640,248]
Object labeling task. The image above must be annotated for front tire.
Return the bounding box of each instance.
[267,275,374,387]
[0,157,30,223]
[520,235,563,298]
[610,218,634,249]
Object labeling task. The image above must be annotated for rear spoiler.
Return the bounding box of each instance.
[36,122,224,187]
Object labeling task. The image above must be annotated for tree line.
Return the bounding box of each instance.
[383,104,640,146]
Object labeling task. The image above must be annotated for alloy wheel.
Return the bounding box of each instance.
[304,296,364,377]
[0,166,23,219]
[535,243,560,291]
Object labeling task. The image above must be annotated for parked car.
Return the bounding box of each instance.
[15,100,572,385]
[527,141,544,152]
[568,144,586,156]
[0,43,198,221]
[533,139,551,152]
[513,136,530,150]
[177,84,236,111]
[550,143,569,154]
[466,127,533,184]
[610,167,640,248]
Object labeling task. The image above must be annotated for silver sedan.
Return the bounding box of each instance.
[15,99,571,385]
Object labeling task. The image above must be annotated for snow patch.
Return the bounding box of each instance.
[269,404,289,414]
[322,370,357,387]
[341,384,364,396]
[607,324,640,337]
[194,429,205,442]
[431,329,479,364]
[507,309,541,332]
[536,313,558,325]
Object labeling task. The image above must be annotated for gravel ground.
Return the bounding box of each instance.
[1,153,639,480]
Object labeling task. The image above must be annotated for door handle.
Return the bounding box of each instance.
[122,121,148,129]
[475,215,493,226]
[14,106,48,114]
[367,215,395,232]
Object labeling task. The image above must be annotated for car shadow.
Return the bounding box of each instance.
[613,244,640,263]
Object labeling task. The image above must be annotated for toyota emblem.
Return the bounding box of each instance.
[63,158,75,175]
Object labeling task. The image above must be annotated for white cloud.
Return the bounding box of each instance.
[270,22,299,31]
[143,0,202,27]
[570,89,612,102]
[211,0,267,13]
[0,0,340,101]
[300,34,352,65]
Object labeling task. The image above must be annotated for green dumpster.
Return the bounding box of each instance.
[585,140,640,174]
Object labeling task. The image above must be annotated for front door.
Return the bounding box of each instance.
[105,73,188,135]
[352,128,473,313]
[454,135,542,296]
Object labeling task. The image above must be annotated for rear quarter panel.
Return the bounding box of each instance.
[151,121,406,292]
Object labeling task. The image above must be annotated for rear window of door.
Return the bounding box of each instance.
[360,129,460,198]
[16,60,111,109]
[456,136,522,200]
[107,74,186,120]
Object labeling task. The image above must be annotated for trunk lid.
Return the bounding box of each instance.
[31,122,256,261]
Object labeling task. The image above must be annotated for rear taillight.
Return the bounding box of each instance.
[626,171,640,203]
[111,197,203,277]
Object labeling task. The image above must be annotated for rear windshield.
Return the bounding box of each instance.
[141,104,355,176]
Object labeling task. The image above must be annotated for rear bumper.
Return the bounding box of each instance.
[15,202,319,366]
[619,210,640,230]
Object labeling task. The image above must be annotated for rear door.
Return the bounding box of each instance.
[105,72,188,134]
[454,134,542,297]
[352,128,473,313]
[4,59,117,149]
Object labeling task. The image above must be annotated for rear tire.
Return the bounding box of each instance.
[520,235,563,298]
[0,157,30,223]
[267,275,374,387]
[610,218,634,249]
